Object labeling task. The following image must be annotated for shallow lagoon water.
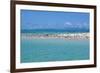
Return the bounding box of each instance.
[21,37,89,63]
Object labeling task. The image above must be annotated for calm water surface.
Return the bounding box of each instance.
[21,38,89,63]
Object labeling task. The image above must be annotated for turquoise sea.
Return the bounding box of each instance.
[21,37,89,63]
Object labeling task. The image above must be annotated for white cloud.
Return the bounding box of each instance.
[65,22,72,25]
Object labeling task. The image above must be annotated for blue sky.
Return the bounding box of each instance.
[21,10,90,30]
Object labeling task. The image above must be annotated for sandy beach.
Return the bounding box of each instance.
[21,33,89,40]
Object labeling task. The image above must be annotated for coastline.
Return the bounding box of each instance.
[21,33,89,40]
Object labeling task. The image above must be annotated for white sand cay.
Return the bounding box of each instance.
[21,33,89,40]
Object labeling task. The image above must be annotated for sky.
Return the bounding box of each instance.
[21,9,90,30]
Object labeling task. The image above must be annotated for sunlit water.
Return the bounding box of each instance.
[21,37,89,63]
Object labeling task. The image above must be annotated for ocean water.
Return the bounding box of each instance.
[21,29,89,34]
[21,37,89,63]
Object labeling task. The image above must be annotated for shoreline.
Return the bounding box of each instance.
[21,33,89,40]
